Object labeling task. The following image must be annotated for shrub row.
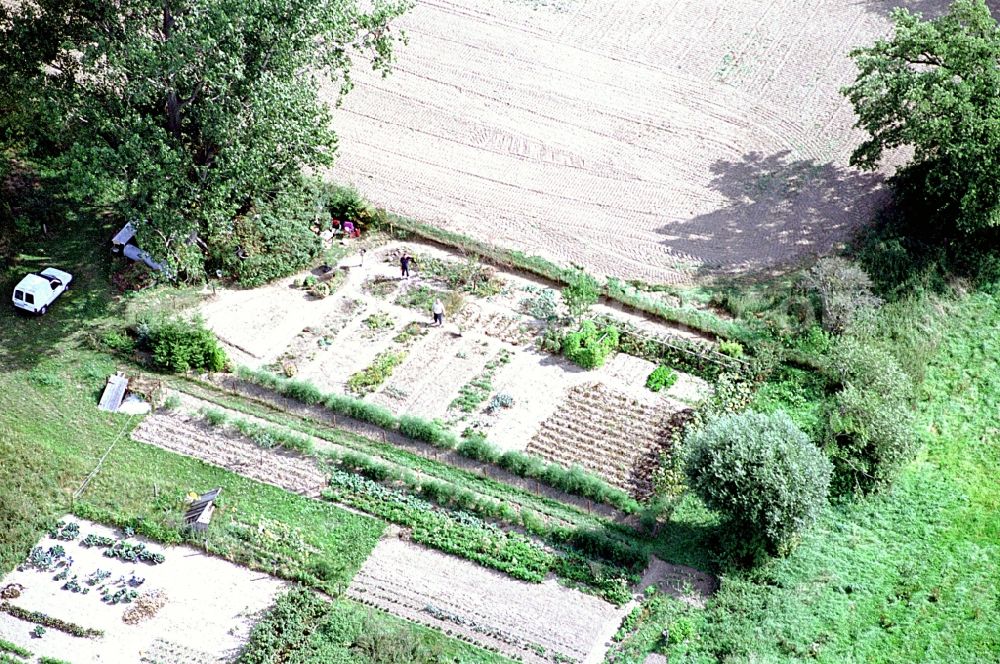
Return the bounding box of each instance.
[0,601,104,638]
[235,367,638,512]
[600,315,746,381]
[324,470,553,582]
[387,211,749,342]
[0,639,31,659]
[200,408,314,455]
[325,448,647,573]
[325,469,633,604]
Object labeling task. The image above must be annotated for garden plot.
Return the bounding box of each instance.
[200,267,360,366]
[293,303,416,393]
[0,517,284,664]
[482,350,684,454]
[526,383,688,497]
[131,410,327,497]
[368,328,499,421]
[348,537,625,664]
[324,0,910,283]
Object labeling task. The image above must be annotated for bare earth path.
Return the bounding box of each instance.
[325,0,935,283]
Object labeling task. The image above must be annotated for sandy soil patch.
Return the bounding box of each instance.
[0,517,284,664]
[200,267,361,366]
[637,557,720,610]
[348,537,626,664]
[322,0,923,283]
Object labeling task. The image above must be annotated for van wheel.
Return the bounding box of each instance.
[39,306,47,315]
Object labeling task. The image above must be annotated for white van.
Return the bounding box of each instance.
[12,268,73,314]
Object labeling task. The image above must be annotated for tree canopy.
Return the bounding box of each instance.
[0,0,409,280]
[843,0,1000,234]
[685,411,832,558]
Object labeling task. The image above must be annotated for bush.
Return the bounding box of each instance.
[214,183,322,288]
[822,335,917,494]
[562,320,619,370]
[139,315,227,373]
[685,411,832,558]
[561,267,601,319]
[718,340,744,358]
[801,256,882,333]
[645,365,678,392]
[399,416,457,449]
[458,433,501,463]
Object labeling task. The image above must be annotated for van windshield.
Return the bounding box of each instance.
[14,290,23,301]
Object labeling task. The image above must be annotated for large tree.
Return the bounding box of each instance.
[843,0,1000,234]
[0,0,408,279]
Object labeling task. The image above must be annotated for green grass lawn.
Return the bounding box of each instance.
[629,291,1000,663]
[0,223,385,594]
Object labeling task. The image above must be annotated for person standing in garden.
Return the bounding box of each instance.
[400,251,413,278]
[432,298,445,327]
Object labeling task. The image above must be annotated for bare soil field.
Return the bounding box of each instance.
[322,0,943,283]
[348,536,626,664]
[0,517,284,664]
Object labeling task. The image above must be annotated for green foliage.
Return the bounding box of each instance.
[398,415,457,449]
[0,639,31,658]
[843,0,1000,234]
[561,267,601,319]
[325,471,553,582]
[822,335,917,494]
[519,287,560,322]
[138,315,227,373]
[645,365,678,392]
[458,432,502,463]
[718,340,744,358]
[801,256,882,333]
[215,183,322,287]
[238,590,508,664]
[561,320,619,370]
[362,312,394,331]
[0,0,409,279]
[685,411,832,558]
[346,351,405,396]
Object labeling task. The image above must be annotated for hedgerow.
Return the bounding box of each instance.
[235,367,637,512]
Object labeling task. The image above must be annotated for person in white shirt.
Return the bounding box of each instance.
[432,299,445,326]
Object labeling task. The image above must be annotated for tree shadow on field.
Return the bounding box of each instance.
[859,0,1000,20]
[0,219,124,373]
[656,151,889,278]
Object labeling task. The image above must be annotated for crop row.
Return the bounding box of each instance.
[235,367,639,512]
[324,470,633,604]
[194,407,640,591]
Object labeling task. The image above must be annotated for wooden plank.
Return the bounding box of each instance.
[98,374,129,412]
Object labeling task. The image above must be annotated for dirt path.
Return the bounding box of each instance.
[323,0,908,283]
